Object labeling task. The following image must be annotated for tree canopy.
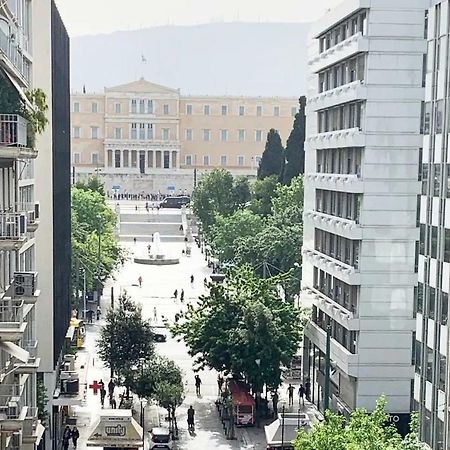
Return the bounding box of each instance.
[172,266,303,391]
[257,128,284,180]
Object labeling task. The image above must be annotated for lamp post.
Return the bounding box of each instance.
[255,359,261,428]
[96,215,102,306]
[324,324,331,412]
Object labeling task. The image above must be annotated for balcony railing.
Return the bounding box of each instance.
[0,26,31,83]
[24,340,37,360]
[0,212,27,240]
[0,299,24,325]
[0,115,28,147]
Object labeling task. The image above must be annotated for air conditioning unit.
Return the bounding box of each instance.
[11,431,22,448]
[60,371,79,395]
[13,272,37,297]
[7,401,19,419]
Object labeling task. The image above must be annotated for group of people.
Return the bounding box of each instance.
[62,426,80,449]
[97,378,118,409]
[286,381,311,407]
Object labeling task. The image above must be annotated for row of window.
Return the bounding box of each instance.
[318,9,367,54]
[416,282,448,325]
[73,126,100,139]
[313,267,358,314]
[185,103,295,117]
[73,101,100,114]
[422,101,444,135]
[316,147,362,176]
[414,339,446,391]
[318,101,364,133]
[185,128,266,143]
[312,306,358,354]
[73,152,98,165]
[419,224,450,262]
[420,163,450,197]
[105,149,178,170]
[316,189,361,223]
[315,228,360,268]
[318,54,366,93]
[184,154,254,167]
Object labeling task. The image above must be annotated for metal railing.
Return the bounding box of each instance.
[24,340,37,359]
[0,114,28,147]
[15,202,38,225]
[0,299,24,324]
[0,212,27,240]
[0,26,31,83]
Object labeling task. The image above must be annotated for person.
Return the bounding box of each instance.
[62,426,71,450]
[180,289,185,303]
[153,306,157,322]
[305,380,311,401]
[298,384,305,406]
[287,384,295,406]
[174,313,180,323]
[217,374,224,394]
[135,205,138,211]
[179,224,184,232]
[204,277,208,286]
[190,274,194,284]
[138,276,143,287]
[71,426,80,447]
[98,379,105,389]
[195,375,202,396]
[100,386,106,407]
[108,379,115,398]
[87,309,94,324]
[133,237,137,244]
[272,391,279,416]
[96,306,101,320]
[187,405,195,430]
[110,396,117,408]
[173,289,178,299]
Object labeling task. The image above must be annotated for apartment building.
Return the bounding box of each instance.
[0,0,45,448]
[415,2,450,449]
[71,79,298,194]
[301,0,425,425]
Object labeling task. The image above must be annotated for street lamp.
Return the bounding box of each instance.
[323,324,332,411]
[96,215,102,306]
[255,359,261,428]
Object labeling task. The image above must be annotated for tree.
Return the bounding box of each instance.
[233,176,251,206]
[249,175,279,217]
[294,397,427,450]
[282,97,306,184]
[75,175,105,196]
[97,294,154,382]
[172,266,303,392]
[257,129,284,180]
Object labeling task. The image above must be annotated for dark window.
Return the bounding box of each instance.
[431,226,438,258]
[445,229,450,261]
[441,292,448,325]
[434,165,441,197]
[424,102,431,135]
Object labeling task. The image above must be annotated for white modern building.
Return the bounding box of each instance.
[301,0,426,420]
[415,1,450,449]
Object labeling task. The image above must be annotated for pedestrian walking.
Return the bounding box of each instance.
[287,383,295,407]
[190,274,194,284]
[180,289,184,303]
[108,379,115,397]
[100,386,106,408]
[62,426,71,450]
[133,237,137,244]
[195,375,202,396]
[71,426,80,447]
[187,405,195,431]
[272,391,279,416]
[138,276,143,287]
[204,277,208,286]
[153,306,157,322]
[305,380,311,401]
[87,309,94,324]
[96,306,101,320]
[179,224,184,231]
[147,244,151,256]
[110,396,117,408]
[298,384,305,406]
[173,289,178,299]
[217,374,224,394]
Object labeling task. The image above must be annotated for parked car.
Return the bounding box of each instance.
[149,427,173,449]
[152,327,167,343]
[159,196,190,209]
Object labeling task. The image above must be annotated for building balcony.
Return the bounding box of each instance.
[22,406,44,446]
[14,340,39,375]
[0,299,27,341]
[3,272,39,305]
[306,127,365,150]
[309,81,368,112]
[304,173,363,193]
[0,115,36,159]
[0,212,28,251]
[0,383,27,433]
[309,32,369,73]
[304,210,362,239]
[302,247,361,285]
[16,203,39,232]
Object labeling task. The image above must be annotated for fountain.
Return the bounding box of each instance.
[134,231,180,265]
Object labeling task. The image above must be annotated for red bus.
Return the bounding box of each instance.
[228,380,255,427]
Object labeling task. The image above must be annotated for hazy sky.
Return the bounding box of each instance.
[54,0,342,37]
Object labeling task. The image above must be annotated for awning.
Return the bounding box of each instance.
[1,69,34,111]
[0,340,29,362]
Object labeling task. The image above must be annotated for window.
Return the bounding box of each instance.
[186,129,193,141]
[73,102,80,113]
[291,107,297,117]
[185,155,193,166]
[220,155,227,166]
[238,155,245,166]
[91,102,98,113]
[436,100,444,134]
[131,123,137,139]
[221,105,228,116]
[273,106,280,116]
[163,104,170,115]
[256,106,262,117]
[162,128,170,140]
[238,129,246,142]
[114,128,121,139]
[92,153,98,165]
[203,155,210,166]
[424,102,431,134]
[147,124,153,140]
[131,99,137,114]
[203,129,211,141]
[139,123,145,140]
[115,103,121,114]
[255,130,263,142]
[91,127,99,139]
[139,99,145,114]
[73,153,80,164]
[220,130,228,142]
[186,104,193,115]
[73,127,80,139]
[239,105,245,116]
[147,100,154,114]
[204,105,210,115]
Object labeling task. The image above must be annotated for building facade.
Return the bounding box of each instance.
[71,79,298,194]
[0,0,45,448]
[415,1,450,449]
[301,0,425,421]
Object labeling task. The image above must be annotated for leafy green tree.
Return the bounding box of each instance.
[257,129,284,180]
[97,294,154,382]
[172,266,303,391]
[75,175,105,196]
[233,176,251,206]
[249,175,279,217]
[294,397,426,450]
[282,97,306,184]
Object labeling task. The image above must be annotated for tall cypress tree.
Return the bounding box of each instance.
[257,128,284,180]
[282,96,306,185]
